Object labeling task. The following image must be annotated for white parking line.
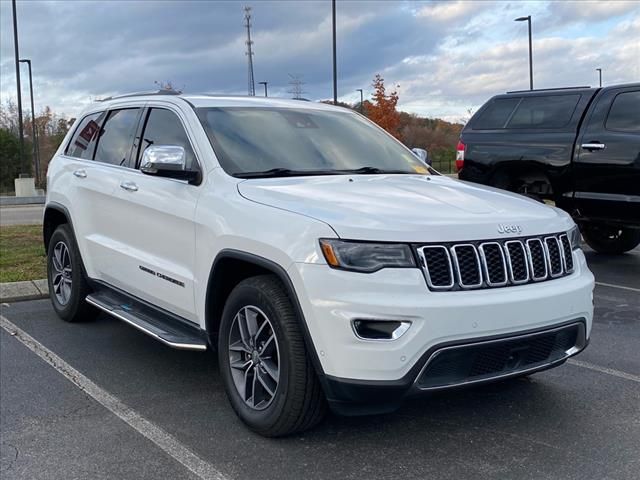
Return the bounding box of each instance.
[0,315,229,480]
[568,359,640,383]
[595,282,640,293]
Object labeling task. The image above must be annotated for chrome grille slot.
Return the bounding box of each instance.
[417,232,573,292]
[505,240,529,284]
[526,238,548,281]
[544,236,563,277]
[559,234,574,273]
[479,242,508,287]
[451,244,482,289]
[418,246,454,289]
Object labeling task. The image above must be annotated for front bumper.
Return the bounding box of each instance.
[288,249,594,413]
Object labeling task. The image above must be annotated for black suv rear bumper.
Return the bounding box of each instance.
[323,319,588,416]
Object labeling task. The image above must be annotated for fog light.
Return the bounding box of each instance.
[352,320,411,340]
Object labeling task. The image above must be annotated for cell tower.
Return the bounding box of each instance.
[287,74,306,99]
[244,6,256,96]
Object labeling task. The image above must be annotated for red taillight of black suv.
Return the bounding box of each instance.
[455,140,465,172]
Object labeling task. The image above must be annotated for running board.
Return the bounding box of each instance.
[85,288,207,351]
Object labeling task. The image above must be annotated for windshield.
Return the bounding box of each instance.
[196,107,432,178]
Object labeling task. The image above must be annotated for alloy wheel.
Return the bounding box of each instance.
[51,241,72,306]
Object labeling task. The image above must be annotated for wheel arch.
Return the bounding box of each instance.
[43,202,74,251]
[204,249,326,378]
[488,161,558,199]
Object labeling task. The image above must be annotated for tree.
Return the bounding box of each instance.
[365,74,400,138]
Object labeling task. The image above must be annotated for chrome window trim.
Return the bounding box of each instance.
[478,242,508,287]
[544,236,564,277]
[504,240,530,284]
[450,244,483,289]
[417,245,454,290]
[526,238,548,281]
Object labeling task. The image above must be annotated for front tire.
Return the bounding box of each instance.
[218,275,326,437]
[47,224,97,322]
[581,224,640,254]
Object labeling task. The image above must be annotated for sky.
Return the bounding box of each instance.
[1,0,638,123]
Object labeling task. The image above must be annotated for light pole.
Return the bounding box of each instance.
[515,15,533,90]
[356,88,363,113]
[332,0,337,104]
[596,68,602,87]
[20,59,40,184]
[12,0,26,173]
[258,81,268,97]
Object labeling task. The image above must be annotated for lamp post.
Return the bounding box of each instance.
[515,15,533,90]
[19,59,40,183]
[332,0,337,104]
[258,81,268,97]
[596,68,602,87]
[12,0,26,173]
[356,88,363,113]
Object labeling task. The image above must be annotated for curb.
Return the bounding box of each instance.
[0,195,46,206]
[0,279,49,303]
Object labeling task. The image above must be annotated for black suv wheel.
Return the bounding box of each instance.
[218,275,326,437]
[581,224,640,254]
[47,224,97,322]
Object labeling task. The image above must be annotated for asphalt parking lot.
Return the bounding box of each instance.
[1,246,638,480]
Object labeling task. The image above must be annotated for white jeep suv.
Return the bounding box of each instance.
[45,92,594,436]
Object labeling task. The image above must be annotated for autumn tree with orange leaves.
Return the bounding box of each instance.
[365,74,401,138]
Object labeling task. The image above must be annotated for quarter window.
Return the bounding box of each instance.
[65,111,106,159]
[605,91,640,133]
[472,98,520,130]
[506,94,580,129]
[138,108,197,170]
[94,108,141,167]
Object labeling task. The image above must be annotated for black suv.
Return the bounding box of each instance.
[458,83,640,254]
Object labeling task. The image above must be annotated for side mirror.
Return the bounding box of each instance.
[412,148,431,166]
[140,145,199,181]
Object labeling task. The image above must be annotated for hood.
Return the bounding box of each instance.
[237,174,574,242]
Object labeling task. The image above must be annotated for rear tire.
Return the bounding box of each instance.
[47,224,97,322]
[581,224,640,254]
[218,275,326,437]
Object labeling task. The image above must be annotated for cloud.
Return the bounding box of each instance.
[1,0,638,121]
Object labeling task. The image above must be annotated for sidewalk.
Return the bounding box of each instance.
[0,279,48,303]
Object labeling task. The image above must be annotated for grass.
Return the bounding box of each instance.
[0,224,46,283]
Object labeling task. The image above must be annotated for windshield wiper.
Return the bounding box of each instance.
[234,168,340,179]
[333,166,416,175]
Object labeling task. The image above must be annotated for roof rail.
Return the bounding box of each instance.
[97,89,182,102]
[506,86,591,94]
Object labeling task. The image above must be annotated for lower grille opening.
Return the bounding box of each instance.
[352,320,411,340]
[416,322,584,390]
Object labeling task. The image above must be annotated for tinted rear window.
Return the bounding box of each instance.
[65,111,106,159]
[472,98,520,129]
[605,91,640,133]
[507,94,580,129]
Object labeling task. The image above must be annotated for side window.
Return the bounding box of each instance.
[605,91,640,133]
[65,111,106,159]
[472,98,520,129]
[507,94,580,129]
[138,108,197,170]
[94,108,141,167]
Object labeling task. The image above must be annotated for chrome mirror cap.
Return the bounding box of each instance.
[411,147,431,165]
[140,145,186,174]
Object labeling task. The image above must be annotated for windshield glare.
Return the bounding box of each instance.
[196,107,431,177]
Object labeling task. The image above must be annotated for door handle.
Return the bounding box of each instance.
[581,143,606,151]
[73,169,87,178]
[120,181,138,192]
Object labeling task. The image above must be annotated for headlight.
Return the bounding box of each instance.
[568,225,581,250]
[319,239,416,273]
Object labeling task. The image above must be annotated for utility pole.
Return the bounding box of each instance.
[596,68,602,87]
[288,74,305,100]
[244,6,256,96]
[12,0,26,173]
[515,15,533,90]
[356,89,363,113]
[258,81,268,97]
[20,59,40,184]
[332,0,338,104]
